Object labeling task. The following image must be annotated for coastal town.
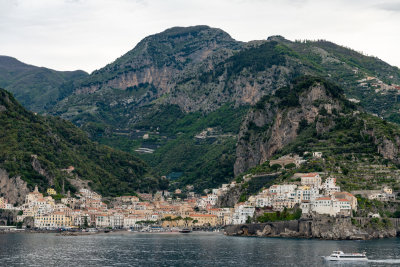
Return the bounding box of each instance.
[1,166,394,231]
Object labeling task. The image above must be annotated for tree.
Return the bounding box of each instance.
[246,216,252,224]
[285,163,296,169]
[16,222,23,229]
[173,216,183,227]
[270,164,282,171]
[183,217,193,227]
[83,216,89,228]
[161,216,172,227]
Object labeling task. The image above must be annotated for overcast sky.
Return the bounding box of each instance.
[1,0,399,73]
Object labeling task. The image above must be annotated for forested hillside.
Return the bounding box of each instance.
[0,89,166,199]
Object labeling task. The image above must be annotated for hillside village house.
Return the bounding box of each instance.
[0,197,8,209]
[232,203,255,224]
[46,188,56,195]
[301,196,351,217]
[351,187,395,202]
[300,173,321,188]
[312,152,323,158]
[323,177,341,195]
[333,192,358,211]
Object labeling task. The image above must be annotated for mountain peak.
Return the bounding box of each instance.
[148,25,234,41]
[0,56,32,70]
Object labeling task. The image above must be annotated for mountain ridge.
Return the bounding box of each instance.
[2,25,400,193]
[0,55,88,113]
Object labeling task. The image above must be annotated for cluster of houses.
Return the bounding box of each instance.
[351,187,395,202]
[3,171,395,229]
[357,76,400,93]
[231,173,359,224]
[8,184,238,229]
[0,197,15,210]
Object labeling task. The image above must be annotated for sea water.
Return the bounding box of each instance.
[0,232,400,266]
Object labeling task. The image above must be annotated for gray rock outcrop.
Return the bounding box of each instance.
[234,82,341,176]
[225,216,397,240]
[0,169,30,206]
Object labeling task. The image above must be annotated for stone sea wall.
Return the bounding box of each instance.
[225,217,398,240]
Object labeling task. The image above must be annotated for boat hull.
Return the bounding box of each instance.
[324,256,368,262]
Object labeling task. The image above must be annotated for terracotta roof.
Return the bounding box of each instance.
[337,199,350,202]
[317,197,331,201]
[189,214,217,218]
[301,173,319,177]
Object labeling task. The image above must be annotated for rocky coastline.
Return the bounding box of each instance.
[224,216,399,240]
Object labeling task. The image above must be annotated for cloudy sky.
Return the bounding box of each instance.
[1,0,399,73]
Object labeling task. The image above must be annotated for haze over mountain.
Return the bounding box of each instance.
[2,25,400,193]
[0,56,88,113]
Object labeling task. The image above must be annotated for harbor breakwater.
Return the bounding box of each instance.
[225,216,400,240]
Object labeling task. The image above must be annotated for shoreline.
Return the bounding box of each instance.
[224,217,399,240]
[0,229,224,236]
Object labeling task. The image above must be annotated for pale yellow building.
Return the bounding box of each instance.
[190,214,218,227]
[35,212,72,228]
[0,197,7,209]
[47,188,57,195]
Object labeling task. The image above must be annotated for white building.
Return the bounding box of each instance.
[302,196,351,217]
[232,204,255,225]
[95,214,111,228]
[207,194,218,206]
[295,186,320,203]
[313,152,323,158]
[109,213,124,229]
[269,184,297,195]
[256,196,273,208]
[323,177,341,195]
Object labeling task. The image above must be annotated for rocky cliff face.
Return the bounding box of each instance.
[0,169,30,205]
[74,26,239,96]
[363,128,400,165]
[234,78,343,175]
[41,26,400,193]
[216,185,242,208]
[225,216,398,240]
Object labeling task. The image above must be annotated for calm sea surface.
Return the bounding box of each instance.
[1,232,400,266]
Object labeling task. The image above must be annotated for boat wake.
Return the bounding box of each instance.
[368,259,400,264]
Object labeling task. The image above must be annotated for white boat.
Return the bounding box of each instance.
[324,251,368,261]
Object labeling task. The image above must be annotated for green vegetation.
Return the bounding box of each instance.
[369,217,392,229]
[257,207,302,223]
[274,76,345,109]
[285,39,400,123]
[225,41,286,77]
[56,101,248,193]
[136,103,249,192]
[0,56,88,113]
[0,89,165,196]
[236,173,280,202]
